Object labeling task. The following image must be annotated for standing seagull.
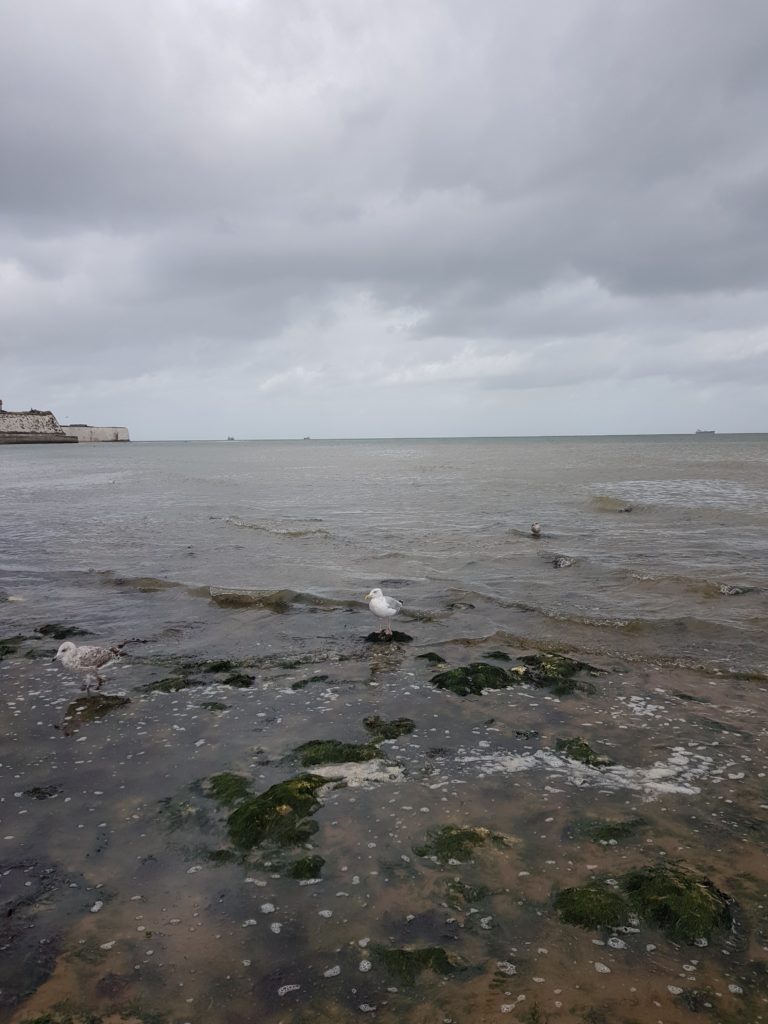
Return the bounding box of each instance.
[53,640,129,691]
[364,588,403,637]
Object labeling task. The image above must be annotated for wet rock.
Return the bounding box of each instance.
[621,863,732,944]
[430,662,521,696]
[363,715,415,740]
[445,880,492,909]
[208,848,239,864]
[287,854,325,879]
[295,740,380,767]
[413,825,502,864]
[62,694,130,732]
[204,659,236,672]
[552,555,574,568]
[556,737,615,768]
[554,885,631,930]
[138,675,203,694]
[483,650,512,661]
[365,630,413,643]
[36,623,91,640]
[226,774,326,849]
[371,944,466,986]
[416,651,446,664]
[23,786,62,801]
[200,700,229,711]
[210,586,297,611]
[220,671,254,688]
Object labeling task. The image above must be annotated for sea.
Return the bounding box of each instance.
[2,435,768,1024]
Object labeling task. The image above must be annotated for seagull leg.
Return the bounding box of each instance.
[95,672,104,690]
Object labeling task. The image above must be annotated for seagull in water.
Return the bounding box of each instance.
[364,588,403,637]
[53,640,129,691]
[531,522,542,538]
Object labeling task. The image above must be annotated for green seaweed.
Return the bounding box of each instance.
[416,652,446,663]
[362,715,415,740]
[139,675,202,694]
[483,650,512,661]
[287,854,325,879]
[204,659,236,672]
[573,817,646,843]
[445,880,492,908]
[554,885,631,930]
[200,700,229,711]
[208,772,252,806]
[556,737,614,768]
[371,944,463,986]
[226,774,326,849]
[430,662,519,696]
[207,848,239,864]
[621,863,731,943]
[414,825,497,864]
[221,671,254,688]
[295,739,380,766]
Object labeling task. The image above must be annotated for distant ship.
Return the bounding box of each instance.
[695,429,716,435]
[226,436,235,441]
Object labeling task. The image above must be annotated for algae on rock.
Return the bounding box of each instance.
[287,854,325,879]
[430,662,520,696]
[62,694,130,731]
[414,824,502,864]
[518,653,602,694]
[207,772,252,806]
[554,885,631,930]
[371,944,465,986]
[556,737,615,768]
[621,863,731,943]
[295,739,380,766]
[226,774,326,849]
[363,715,415,740]
[573,817,646,843]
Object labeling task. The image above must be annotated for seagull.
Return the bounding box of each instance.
[53,640,129,691]
[363,588,403,636]
[531,522,542,537]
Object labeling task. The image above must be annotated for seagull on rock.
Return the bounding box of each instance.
[54,640,129,691]
[364,588,403,636]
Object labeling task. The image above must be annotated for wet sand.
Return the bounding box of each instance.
[3,591,768,1024]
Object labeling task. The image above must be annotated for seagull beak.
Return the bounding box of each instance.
[363,592,371,601]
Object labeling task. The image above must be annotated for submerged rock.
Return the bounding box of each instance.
[572,817,646,843]
[518,652,602,694]
[554,885,631,930]
[0,634,26,659]
[24,785,62,800]
[556,737,615,768]
[226,774,326,849]
[371,944,466,986]
[287,854,325,879]
[36,623,91,640]
[430,662,521,696]
[207,772,252,806]
[295,739,380,767]
[62,694,130,731]
[413,825,504,864]
[621,863,732,943]
[416,651,447,664]
[363,715,415,740]
[291,673,330,690]
[445,879,493,909]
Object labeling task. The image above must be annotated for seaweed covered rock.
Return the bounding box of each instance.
[36,623,91,640]
[295,739,380,766]
[0,634,26,659]
[518,652,602,694]
[371,944,465,986]
[365,629,413,643]
[414,825,501,864]
[291,673,330,690]
[621,863,732,943]
[430,662,520,696]
[363,715,415,740]
[226,774,326,849]
[556,737,615,768]
[554,885,631,930]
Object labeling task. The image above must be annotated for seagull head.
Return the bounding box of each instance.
[54,641,76,661]
[364,588,383,601]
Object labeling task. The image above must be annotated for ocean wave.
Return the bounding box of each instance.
[224,516,331,538]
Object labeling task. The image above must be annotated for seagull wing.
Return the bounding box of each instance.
[76,646,115,668]
[383,596,403,613]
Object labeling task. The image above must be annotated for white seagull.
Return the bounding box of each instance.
[363,588,403,636]
[531,521,542,537]
[53,640,127,691]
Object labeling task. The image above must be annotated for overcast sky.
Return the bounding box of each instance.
[1,0,767,439]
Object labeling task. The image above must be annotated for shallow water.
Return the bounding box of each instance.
[2,436,768,1023]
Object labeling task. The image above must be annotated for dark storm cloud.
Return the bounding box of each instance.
[1,0,767,436]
